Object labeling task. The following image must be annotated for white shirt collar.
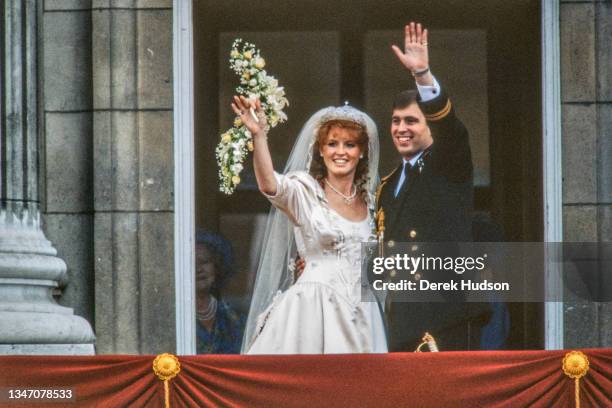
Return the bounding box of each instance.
[403,150,424,168]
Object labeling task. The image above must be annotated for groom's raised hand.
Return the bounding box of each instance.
[391,22,433,85]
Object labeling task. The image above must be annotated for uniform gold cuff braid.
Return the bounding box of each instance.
[425,99,452,121]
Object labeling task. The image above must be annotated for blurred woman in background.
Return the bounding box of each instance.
[195,231,245,354]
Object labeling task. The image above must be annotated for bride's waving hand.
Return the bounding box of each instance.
[231,95,277,196]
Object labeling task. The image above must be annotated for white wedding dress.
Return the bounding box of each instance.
[246,171,388,354]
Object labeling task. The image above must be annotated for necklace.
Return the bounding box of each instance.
[196,296,218,321]
[324,178,357,204]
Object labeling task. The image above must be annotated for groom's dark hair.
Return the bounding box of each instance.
[392,89,419,111]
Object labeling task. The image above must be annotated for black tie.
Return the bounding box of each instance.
[395,163,412,198]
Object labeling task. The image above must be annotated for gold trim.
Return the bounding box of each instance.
[415,332,439,352]
[377,208,386,257]
[425,99,452,121]
[562,351,589,408]
[563,351,589,379]
[376,209,386,235]
[380,166,399,183]
[164,381,170,408]
[377,166,399,208]
[153,353,181,408]
[375,184,384,208]
[153,353,181,381]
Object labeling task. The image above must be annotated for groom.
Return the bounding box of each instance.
[377,22,483,351]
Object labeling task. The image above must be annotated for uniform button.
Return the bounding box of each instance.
[390,269,397,278]
[387,240,395,248]
[411,244,419,252]
[409,230,417,239]
[414,272,421,280]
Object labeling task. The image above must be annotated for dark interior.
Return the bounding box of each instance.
[194,0,543,350]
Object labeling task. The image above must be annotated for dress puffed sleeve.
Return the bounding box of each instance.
[262,170,322,226]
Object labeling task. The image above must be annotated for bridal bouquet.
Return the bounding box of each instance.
[216,39,289,194]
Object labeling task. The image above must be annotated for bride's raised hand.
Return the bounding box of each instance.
[234,95,276,195]
[391,22,429,74]
[231,95,268,137]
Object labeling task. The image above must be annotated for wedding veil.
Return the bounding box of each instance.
[241,105,380,352]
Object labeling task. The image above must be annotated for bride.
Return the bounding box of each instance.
[232,96,387,354]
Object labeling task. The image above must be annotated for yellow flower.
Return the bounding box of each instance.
[242,72,250,80]
[232,175,241,185]
[244,50,253,60]
[247,141,254,151]
[221,133,232,143]
[270,113,279,126]
[254,57,266,69]
[234,117,243,127]
[230,49,240,58]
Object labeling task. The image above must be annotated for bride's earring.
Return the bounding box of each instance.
[359,154,364,159]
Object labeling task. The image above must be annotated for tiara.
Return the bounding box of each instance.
[317,103,367,128]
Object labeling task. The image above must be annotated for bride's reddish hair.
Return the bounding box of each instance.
[309,119,370,197]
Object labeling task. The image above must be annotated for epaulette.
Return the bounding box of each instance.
[376,166,400,208]
[380,166,400,184]
[425,98,452,122]
[375,184,384,208]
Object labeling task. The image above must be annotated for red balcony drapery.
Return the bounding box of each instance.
[0,349,610,407]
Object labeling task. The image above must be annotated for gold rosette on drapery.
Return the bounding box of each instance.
[153,353,181,408]
[562,350,589,408]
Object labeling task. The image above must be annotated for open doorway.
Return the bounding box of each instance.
[192,0,544,351]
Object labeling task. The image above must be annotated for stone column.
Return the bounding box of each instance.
[92,0,175,354]
[0,0,94,354]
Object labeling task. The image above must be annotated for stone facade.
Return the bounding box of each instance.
[1,0,610,354]
[1,0,94,354]
[40,0,175,354]
[561,1,612,348]
[91,2,174,354]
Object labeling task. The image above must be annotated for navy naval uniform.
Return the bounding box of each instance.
[376,84,483,351]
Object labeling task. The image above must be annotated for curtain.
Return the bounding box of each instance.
[0,349,610,407]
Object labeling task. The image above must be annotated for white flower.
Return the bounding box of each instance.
[217,39,289,194]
